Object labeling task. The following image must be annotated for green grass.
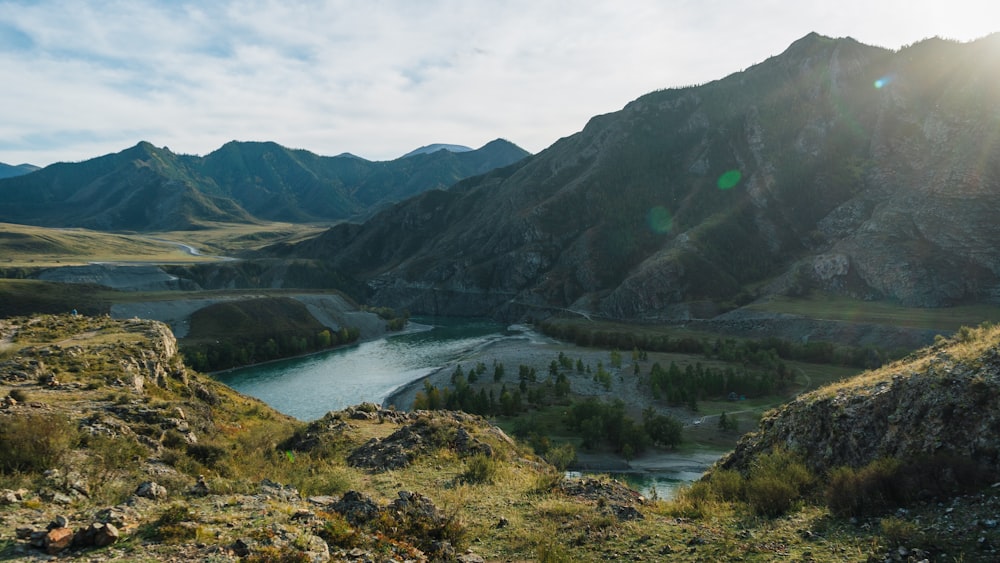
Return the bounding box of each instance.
[0,221,328,268]
[749,292,1000,331]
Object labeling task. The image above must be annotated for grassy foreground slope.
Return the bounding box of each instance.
[2,314,998,561]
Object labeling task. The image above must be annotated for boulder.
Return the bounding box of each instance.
[135,481,167,500]
[44,527,74,554]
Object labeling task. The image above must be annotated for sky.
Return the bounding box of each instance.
[0,1,996,167]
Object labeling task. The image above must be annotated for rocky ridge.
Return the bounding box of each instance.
[717,323,1000,476]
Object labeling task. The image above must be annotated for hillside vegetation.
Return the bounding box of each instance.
[1,314,998,561]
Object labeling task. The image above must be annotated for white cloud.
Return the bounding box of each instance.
[0,0,996,166]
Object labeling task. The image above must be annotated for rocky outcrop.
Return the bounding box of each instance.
[346,412,494,472]
[718,325,1000,475]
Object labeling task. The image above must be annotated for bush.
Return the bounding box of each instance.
[186,443,228,468]
[706,469,744,502]
[827,455,994,517]
[461,454,499,485]
[745,475,798,517]
[543,443,576,471]
[7,389,28,403]
[0,412,79,474]
[825,458,902,517]
[879,516,922,547]
[317,511,361,548]
[149,503,197,542]
[745,447,813,517]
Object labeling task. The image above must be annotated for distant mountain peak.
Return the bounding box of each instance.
[0,161,41,180]
[401,144,474,159]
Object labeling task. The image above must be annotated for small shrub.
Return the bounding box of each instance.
[149,503,197,542]
[0,412,79,474]
[317,511,361,548]
[531,471,563,494]
[543,443,576,472]
[666,481,724,519]
[243,546,311,563]
[826,457,915,517]
[897,454,992,500]
[161,430,187,449]
[536,534,573,563]
[7,389,28,403]
[879,516,921,547]
[83,433,147,469]
[186,443,228,468]
[461,453,499,485]
[745,447,813,517]
[745,475,798,517]
[707,469,744,502]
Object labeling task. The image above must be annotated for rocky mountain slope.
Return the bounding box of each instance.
[278,33,1000,320]
[719,322,1000,476]
[0,139,528,231]
[4,316,1000,561]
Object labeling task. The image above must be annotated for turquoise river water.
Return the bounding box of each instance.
[215,317,704,498]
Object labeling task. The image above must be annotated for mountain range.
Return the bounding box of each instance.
[0,139,528,231]
[270,32,1000,319]
[3,33,999,325]
[0,162,39,180]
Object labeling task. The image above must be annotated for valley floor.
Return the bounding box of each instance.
[382,327,735,474]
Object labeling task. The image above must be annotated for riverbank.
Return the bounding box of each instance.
[381,324,729,478]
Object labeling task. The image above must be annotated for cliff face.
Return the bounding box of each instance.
[718,324,1000,475]
[285,33,1000,319]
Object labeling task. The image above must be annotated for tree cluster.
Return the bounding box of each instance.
[182,326,360,372]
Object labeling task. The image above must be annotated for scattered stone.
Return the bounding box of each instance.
[189,474,210,496]
[559,477,644,506]
[230,538,251,557]
[93,522,120,547]
[687,535,706,546]
[347,415,493,472]
[29,530,48,548]
[0,489,24,504]
[45,527,74,554]
[611,504,644,521]
[495,516,510,529]
[457,552,486,563]
[259,478,300,501]
[135,480,167,500]
[74,522,120,547]
[291,509,314,521]
[95,504,141,533]
[331,490,382,525]
[307,495,338,506]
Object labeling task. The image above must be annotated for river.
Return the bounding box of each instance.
[214,317,510,421]
[215,317,714,499]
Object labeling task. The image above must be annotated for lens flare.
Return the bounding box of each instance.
[647,206,672,234]
[717,170,742,190]
[874,75,893,89]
